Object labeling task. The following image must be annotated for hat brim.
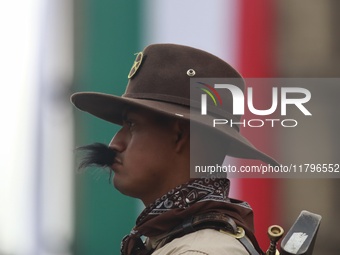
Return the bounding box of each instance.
[71,92,279,166]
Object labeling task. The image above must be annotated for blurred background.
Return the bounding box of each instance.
[0,0,339,254]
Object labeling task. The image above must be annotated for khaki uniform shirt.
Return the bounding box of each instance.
[148,229,249,255]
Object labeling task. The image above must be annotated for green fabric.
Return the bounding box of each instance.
[73,1,141,254]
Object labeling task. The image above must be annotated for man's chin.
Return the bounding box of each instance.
[112,176,134,197]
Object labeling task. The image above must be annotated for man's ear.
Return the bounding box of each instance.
[173,119,190,153]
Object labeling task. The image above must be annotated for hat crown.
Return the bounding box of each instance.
[123,44,244,114]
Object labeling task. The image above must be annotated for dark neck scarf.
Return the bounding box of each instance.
[121,178,262,255]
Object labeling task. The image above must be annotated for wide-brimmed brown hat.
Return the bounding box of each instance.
[71,43,279,166]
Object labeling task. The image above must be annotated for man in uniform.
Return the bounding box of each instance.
[72,44,278,255]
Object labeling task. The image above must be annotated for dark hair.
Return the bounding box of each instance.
[76,143,117,182]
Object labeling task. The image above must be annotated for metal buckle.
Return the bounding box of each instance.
[220,226,245,239]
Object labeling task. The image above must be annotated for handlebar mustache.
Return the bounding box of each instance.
[76,143,117,182]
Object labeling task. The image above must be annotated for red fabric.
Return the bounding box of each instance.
[237,0,281,250]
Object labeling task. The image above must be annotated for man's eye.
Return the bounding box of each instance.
[125,120,136,130]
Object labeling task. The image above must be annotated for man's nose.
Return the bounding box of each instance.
[109,127,127,152]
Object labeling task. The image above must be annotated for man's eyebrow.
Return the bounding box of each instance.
[121,108,137,121]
